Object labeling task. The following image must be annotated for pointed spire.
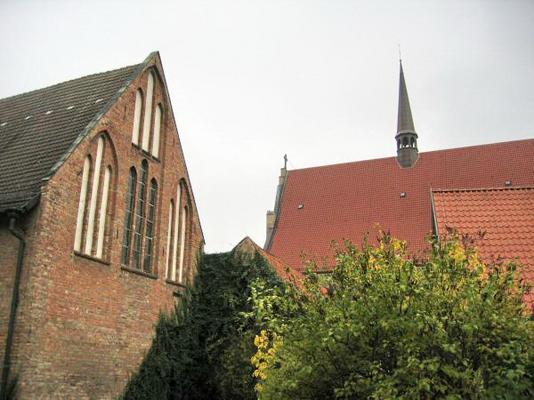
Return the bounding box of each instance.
[397,61,416,135]
[395,61,419,168]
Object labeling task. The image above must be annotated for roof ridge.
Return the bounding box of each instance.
[0,63,141,104]
[288,138,534,173]
[432,186,534,193]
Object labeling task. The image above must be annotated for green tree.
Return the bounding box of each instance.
[253,234,534,399]
[121,251,286,400]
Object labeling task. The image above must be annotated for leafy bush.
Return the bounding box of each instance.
[253,234,534,399]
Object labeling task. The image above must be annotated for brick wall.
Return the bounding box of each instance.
[1,57,204,399]
[0,217,19,382]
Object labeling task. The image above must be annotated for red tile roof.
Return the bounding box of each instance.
[268,139,534,272]
[432,186,534,310]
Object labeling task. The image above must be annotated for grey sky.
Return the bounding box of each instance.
[1,0,533,252]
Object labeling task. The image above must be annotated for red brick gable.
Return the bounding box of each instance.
[432,186,534,310]
[0,53,205,399]
[268,139,534,272]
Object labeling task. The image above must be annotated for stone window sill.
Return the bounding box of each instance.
[131,143,160,163]
[74,251,110,266]
[121,265,158,280]
[165,279,187,289]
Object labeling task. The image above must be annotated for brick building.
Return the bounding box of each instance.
[265,62,534,309]
[0,52,204,399]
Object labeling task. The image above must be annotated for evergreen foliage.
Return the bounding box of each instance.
[121,251,285,400]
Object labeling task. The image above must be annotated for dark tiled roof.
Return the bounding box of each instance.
[268,139,534,272]
[0,63,142,212]
[432,186,534,310]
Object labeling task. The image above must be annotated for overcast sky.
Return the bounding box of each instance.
[1,1,533,252]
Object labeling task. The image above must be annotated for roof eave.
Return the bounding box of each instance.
[0,193,41,216]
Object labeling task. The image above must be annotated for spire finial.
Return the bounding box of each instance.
[283,154,288,169]
[398,44,402,63]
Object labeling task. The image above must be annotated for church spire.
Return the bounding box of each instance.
[395,61,419,168]
[397,61,416,134]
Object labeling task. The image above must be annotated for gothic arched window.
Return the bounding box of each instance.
[132,160,149,269]
[74,135,114,260]
[170,184,182,281]
[166,180,191,283]
[165,200,175,279]
[141,72,155,152]
[143,179,158,273]
[152,103,163,158]
[131,89,143,145]
[74,155,92,252]
[84,136,105,254]
[121,167,138,265]
[178,204,189,283]
[96,166,112,258]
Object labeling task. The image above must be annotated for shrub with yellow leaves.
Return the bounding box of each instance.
[254,232,533,400]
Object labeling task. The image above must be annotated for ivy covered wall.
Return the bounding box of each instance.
[121,250,285,400]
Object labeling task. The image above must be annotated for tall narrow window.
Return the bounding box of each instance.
[121,168,137,265]
[132,160,148,269]
[132,89,143,145]
[143,179,158,273]
[178,205,188,283]
[96,166,112,258]
[152,104,162,158]
[74,155,92,252]
[171,185,182,281]
[141,72,154,152]
[84,136,104,254]
[165,200,175,279]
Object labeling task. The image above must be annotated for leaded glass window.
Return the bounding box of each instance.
[121,167,137,265]
[132,160,148,269]
[143,179,158,273]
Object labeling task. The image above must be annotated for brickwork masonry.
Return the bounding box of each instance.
[0,57,203,399]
